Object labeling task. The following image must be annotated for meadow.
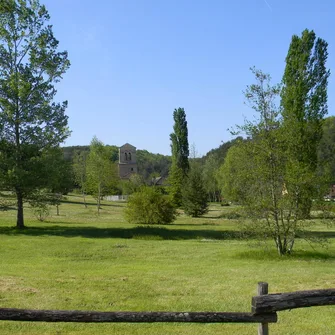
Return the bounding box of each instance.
[0,195,334,335]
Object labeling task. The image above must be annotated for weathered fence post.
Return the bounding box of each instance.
[257,282,269,335]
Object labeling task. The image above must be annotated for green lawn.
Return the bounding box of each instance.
[0,195,334,334]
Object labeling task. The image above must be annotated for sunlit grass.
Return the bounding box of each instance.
[0,195,334,334]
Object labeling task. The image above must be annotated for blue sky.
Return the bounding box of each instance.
[42,0,335,156]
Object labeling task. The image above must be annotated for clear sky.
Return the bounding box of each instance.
[42,0,334,156]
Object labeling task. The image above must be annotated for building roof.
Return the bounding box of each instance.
[120,143,136,150]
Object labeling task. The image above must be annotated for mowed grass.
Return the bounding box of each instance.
[0,195,334,335]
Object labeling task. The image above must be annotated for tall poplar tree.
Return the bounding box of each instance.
[169,108,189,206]
[281,29,330,217]
[0,0,70,228]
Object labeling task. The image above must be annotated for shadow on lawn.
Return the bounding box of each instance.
[0,225,243,240]
[60,199,124,207]
[237,249,335,261]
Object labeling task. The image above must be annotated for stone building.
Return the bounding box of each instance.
[118,143,138,179]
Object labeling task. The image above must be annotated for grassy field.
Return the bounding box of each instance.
[0,194,334,335]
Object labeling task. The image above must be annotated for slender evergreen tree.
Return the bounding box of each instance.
[169,108,189,206]
[182,164,208,217]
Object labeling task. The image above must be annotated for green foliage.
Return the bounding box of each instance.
[202,153,221,202]
[65,146,171,183]
[73,150,89,207]
[31,202,50,222]
[220,45,331,256]
[86,137,119,214]
[124,186,177,225]
[44,147,74,195]
[168,164,184,207]
[201,137,244,166]
[119,173,146,195]
[318,116,335,182]
[170,108,189,174]
[62,145,90,162]
[0,192,15,211]
[219,68,306,255]
[0,0,70,228]
[281,29,330,215]
[136,149,172,181]
[169,108,190,206]
[182,165,209,217]
[28,189,54,222]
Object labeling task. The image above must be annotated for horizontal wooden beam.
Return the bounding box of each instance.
[0,308,277,323]
[252,289,335,313]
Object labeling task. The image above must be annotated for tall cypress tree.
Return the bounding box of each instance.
[169,108,189,206]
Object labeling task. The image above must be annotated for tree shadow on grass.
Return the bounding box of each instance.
[60,199,124,207]
[0,225,243,240]
[301,231,335,239]
[237,249,335,261]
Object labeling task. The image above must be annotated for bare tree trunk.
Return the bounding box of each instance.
[97,183,101,215]
[81,175,87,208]
[16,190,24,229]
[275,236,284,256]
[82,191,87,208]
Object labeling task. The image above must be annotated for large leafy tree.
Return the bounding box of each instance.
[169,107,189,206]
[0,0,70,228]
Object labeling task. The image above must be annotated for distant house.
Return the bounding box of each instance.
[118,143,138,179]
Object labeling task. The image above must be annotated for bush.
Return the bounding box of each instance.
[32,203,50,221]
[28,189,53,221]
[124,186,177,225]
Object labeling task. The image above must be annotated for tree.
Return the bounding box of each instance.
[124,186,177,225]
[318,116,335,182]
[46,147,73,215]
[281,29,330,217]
[73,150,88,208]
[169,107,189,206]
[182,164,209,217]
[219,68,290,255]
[0,0,70,228]
[119,173,145,195]
[86,137,118,214]
[202,153,221,202]
[220,59,330,256]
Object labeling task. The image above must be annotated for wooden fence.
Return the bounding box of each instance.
[0,282,334,334]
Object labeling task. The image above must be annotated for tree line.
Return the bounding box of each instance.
[0,2,334,256]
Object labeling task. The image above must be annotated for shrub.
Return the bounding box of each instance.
[28,189,52,221]
[32,203,50,222]
[124,186,177,225]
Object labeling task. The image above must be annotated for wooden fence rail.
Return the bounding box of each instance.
[0,282,334,335]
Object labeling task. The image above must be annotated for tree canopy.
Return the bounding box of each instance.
[0,0,70,228]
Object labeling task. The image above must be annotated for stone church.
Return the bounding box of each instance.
[118,143,138,179]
